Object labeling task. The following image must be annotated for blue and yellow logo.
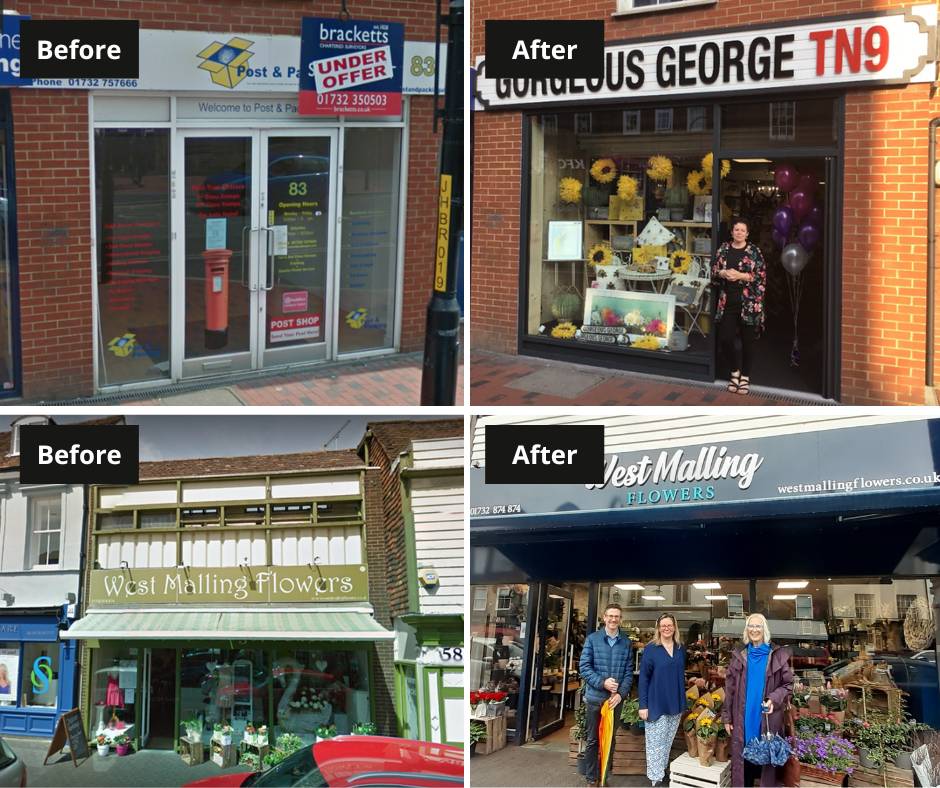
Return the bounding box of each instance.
[345,309,368,329]
[107,332,137,358]
[31,656,52,695]
[196,37,255,89]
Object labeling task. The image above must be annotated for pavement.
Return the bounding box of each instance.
[470,350,834,406]
[5,735,249,787]
[49,351,464,407]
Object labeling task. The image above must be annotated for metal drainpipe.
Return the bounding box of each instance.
[927,117,940,388]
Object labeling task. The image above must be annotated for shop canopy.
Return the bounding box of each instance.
[60,609,394,641]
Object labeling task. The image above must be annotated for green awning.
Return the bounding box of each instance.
[61,609,394,641]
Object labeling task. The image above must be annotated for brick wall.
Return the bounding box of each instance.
[471,0,940,404]
[13,0,441,397]
[366,441,409,617]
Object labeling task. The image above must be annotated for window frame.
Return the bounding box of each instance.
[27,492,63,570]
[613,0,717,17]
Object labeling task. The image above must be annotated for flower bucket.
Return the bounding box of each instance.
[97,744,109,756]
[697,736,716,767]
[858,747,877,769]
[715,738,730,763]
[798,765,845,785]
[684,730,699,758]
[491,700,507,717]
[895,750,913,770]
[220,734,232,746]
[115,743,131,756]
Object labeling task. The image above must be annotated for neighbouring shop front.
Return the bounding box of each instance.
[470,419,940,745]
[0,614,78,737]
[61,458,396,751]
[471,5,939,403]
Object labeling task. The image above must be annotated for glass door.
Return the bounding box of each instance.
[140,648,151,748]
[530,585,573,738]
[259,131,337,366]
[179,132,259,379]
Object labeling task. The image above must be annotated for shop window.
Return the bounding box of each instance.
[94,129,171,386]
[181,507,220,528]
[22,643,57,708]
[470,583,528,735]
[28,495,61,568]
[139,510,176,529]
[526,107,716,361]
[224,505,265,528]
[98,512,133,531]
[0,643,18,706]
[337,127,402,355]
[272,648,370,742]
[398,663,419,738]
[271,503,313,527]
[316,500,361,522]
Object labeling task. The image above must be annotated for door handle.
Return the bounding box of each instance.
[261,227,275,291]
[240,224,254,290]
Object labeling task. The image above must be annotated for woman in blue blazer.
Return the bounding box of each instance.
[638,614,686,787]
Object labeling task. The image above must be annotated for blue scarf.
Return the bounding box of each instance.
[744,643,771,745]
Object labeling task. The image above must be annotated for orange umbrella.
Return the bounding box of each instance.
[598,700,615,786]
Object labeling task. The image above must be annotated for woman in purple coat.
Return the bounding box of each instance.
[721,613,794,787]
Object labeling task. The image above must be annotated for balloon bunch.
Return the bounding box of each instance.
[770,164,823,368]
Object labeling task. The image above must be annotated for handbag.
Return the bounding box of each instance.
[781,702,801,787]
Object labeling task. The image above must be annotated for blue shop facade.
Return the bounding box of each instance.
[0,611,78,736]
[470,417,940,744]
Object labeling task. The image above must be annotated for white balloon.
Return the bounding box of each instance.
[780,243,809,275]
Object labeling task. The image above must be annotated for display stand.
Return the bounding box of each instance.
[668,752,731,788]
[210,739,236,768]
[179,736,204,766]
[239,740,269,770]
[476,715,507,755]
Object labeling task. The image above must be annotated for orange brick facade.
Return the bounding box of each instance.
[471,0,940,404]
[10,0,443,399]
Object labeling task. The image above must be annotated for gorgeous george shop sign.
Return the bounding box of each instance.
[474,6,938,109]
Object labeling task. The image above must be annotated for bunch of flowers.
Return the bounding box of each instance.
[701,153,731,179]
[687,170,709,196]
[820,688,848,712]
[551,321,577,339]
[696,716,716,739]
[632,335,662,350]
[96,734,108,746]
[646,155,673,182]
[479,691,507,702]
[789,733,856,775]
[794,713,839,737]
[669,250,692,274]
[791,683,811,708]
[588,243,613,267]
[352,722,377,735]
[559,177,582,204]
[289,688,327,712]
[590,158,618,184]
[315,724,337,740]
[617,175,638,200]
[644,318,667,337]
[684,711,701,731]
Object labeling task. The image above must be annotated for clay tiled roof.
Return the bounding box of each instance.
[364,419,462,461]
[138,448,363,480]
[0,416,125,471]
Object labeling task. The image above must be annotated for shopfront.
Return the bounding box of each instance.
[0,615,78,737]
[9,1,445,400]
[62,451,397,751]
[470,417,940,743]
[471,2,940,404]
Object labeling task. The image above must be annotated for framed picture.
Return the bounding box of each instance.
[622,110,641,135]
[575,112,592,134]
[655,108,673,133]
[541,114,558,134]
[693,195,712,223]
[547,221,583,261]
[583,289,675,347]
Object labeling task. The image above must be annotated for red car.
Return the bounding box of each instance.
[185,735,464,787]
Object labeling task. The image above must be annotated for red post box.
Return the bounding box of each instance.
[203,248,232,349]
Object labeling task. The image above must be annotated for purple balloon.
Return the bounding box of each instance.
[798,173,817,194]
[789,189,814,221]
[774,164,799,192]
[772,228,788,248]
[798,222,821,251]
[805,205,823,228]
[772,205,794,234]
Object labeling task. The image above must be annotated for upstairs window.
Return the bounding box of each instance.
[616,0,716,16]
[29,495,61,568]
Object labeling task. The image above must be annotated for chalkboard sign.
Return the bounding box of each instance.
[44,708,89,767]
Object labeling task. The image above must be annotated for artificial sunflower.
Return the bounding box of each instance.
[551,321,578,339]
[617,174,638,200]
[590,158,618,184]
[588,243,613,267]
[701,152,731,179]
[686,169,709,197]
[632,335,662,350]
[670,250,692,274]
[646,155,673,182]
[558,177,582,204]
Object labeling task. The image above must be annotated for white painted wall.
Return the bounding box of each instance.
[410,475,463,616]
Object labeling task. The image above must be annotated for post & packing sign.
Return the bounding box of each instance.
[474,5,938,109]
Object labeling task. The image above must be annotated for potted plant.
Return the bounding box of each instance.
[315,724,337,742]
[695,715,718,767]
[263,749,287,769]
[791,683,811,719]
[275,732,304,755]
[714,721,730,763]
[683,711,700,757]
[95,733,109,757]
[352,722,376,735]
[789,733,857,784]
[113,733,132,756]
[894,720,931,769]
[239,751,260,771]
[469,720,487,756]
[819,688,848,726]
[619,696,643,735]
[181,715,202,740]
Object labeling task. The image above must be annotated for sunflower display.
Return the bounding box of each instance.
[590,158,618,184]
[632,335,662,350]
[701,152,731,179]
[646,155,673,182]
[551,321,578,339]
[670,250,692,274]
[616,174,638,201]
[558,177,582,204]
[686,169,709,197]
[587,243,613,267]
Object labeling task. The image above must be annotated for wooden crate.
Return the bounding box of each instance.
[669,752,731,788]
[210,741,236,768]
[179,736,204,766]
[477,715,507,755]
[239,741,269,770]
[845,684,904,723]
[612,729,646,775]
[568,727,584,766]
[848,763,914,787]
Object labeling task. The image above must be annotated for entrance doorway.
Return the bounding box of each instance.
[718,157,832,396]
[177,130,337,379]
[145,648,177,749]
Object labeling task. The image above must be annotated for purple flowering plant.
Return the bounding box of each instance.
[789,733,857,774]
